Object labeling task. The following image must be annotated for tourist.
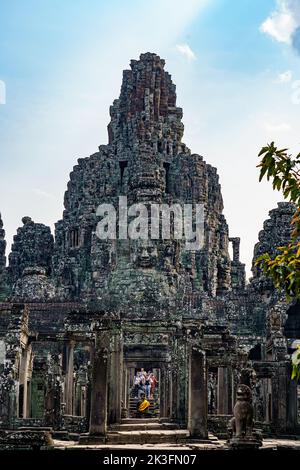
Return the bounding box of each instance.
[132,374,140,398]
[150,372,158,399]
[145,372,151,399]
[138,374,146,398]
[136,393,150,418]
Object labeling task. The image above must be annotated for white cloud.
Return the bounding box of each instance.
[0,80,6,105]
[277,70,293,82]
[264,121,291,132]
[260,0,299,44]
[175,43,196,61]
[32,188,55,200]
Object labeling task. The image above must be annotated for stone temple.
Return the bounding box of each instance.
[0,53,299,448]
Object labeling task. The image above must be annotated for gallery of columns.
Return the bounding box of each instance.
[2,306,241,441]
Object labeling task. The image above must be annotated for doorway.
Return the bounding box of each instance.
[126,366,161,418]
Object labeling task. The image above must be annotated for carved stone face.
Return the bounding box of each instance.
[268,310,281,330]
[133,241,158,268]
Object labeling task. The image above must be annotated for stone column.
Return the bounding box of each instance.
[81,385,86,417]
[272,364,288,433]
[217,366,229,414]
[161,364,172,419]
[108,331,122,424]
[45,362,62,428]
[65,340,75,415]
[178,340,188,425]
[228,367,233,414]
[89,332,109,436]
[160,365,167,418]
[287,374,298,432]
[20,345,32,418]
[22,348,29,418]
[116,335,124,423]
[123,367,129,410]
[188,348,207,439]
[229,237,240,262]
[170,338,179,422]
[159,364,171,419]
[73,375,81,416]
[85,364,92,423]
[232,368,239,413]
[171,366,178,421]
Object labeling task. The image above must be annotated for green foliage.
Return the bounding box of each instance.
[256,142,300,380]
[257,142,300,206]
[256,244,300,301]
[256,142,300,300]
[292,347,300,381]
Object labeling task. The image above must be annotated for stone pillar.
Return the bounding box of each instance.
[65,340,75,415]
[160,365,167,418]
[22,348,29,418]
[272,364,288,433]
[178,340,188,425]
[73,375,81,416]
[73,366,88,418]
[217,366,229,414]
[89,332,109,436]
[118,336,123,420]
[188,348,207,439]
[171,358,179,421]
[229,237,240,262]
[159,364,171,419]
[20,345,32,418]
[123,367,129,410]
[287,374,298,432]
[232,368,239,413]
[108,331,122,424]
[45,367,62,428]
[85,364,92,423]
[166,364,172,419]
[170,336,179,421]
[81,385,86,417]
[278,365,288,431]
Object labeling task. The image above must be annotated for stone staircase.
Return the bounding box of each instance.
[111,418,179,431]
[108,418,188,445]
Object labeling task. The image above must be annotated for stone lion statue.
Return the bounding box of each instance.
[230,384,253,437]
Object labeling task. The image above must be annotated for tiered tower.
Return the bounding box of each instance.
[52,53,234,308]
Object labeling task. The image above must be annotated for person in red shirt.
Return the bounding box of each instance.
[149,373,158,399]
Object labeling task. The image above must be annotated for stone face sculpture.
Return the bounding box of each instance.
[229,384,262,449]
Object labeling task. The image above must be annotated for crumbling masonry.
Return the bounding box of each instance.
[0,53,299,445]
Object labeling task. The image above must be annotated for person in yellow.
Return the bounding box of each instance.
[136,393,150,417]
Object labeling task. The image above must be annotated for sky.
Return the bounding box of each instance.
[0,0,300,278]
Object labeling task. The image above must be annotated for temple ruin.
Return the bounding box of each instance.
[0,53,298,447]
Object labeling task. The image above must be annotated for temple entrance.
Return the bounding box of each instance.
[122,343,173,423]
[126,366,161,418]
